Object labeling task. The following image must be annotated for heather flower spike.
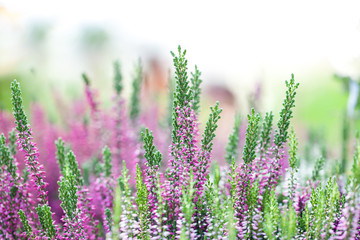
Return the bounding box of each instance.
[225,113,241,165]
[264,189,280,240]
[142,128,162,168]
[113,60,123,95]
[82,73,90,86]
[351,134,360,184]
[11,79,49,204]
[0,134,17,179]
[56,138,66,174]
[66,150,84,186]
[135,163,150,239]
[103,145,112,178]
[274,74,299,149]
[18,210,33,238]
[288,127,298,200]
[190,65,202,114]
[58,167,78,219]
[312,156,325,181]
[3,47,360,240]
[8,128,17,156]
[242,108,260,165]
[259,111,273,156]
[130,59,142,121]
[35,203,57,238]
[171,45,190,110]
[201,101,222,153]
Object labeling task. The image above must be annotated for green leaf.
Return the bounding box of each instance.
[130,59,142,121]
[18,210,33,238]
[225,113,241,164]
[274,74,299,148]
[242,108,260,165]
[102,146,112,178]
[36,204,57,238]
[142,128,162,168]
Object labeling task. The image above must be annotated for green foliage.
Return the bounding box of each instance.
[112,184,122,238]
[180,170,195,239]
[304,178,341,239]
[312,156,325,181]
[142,128,162,168]
[341,114,349,174]
[242,109,260,165]
[56,138,66,174]
[245,181,260,239]
[225,113,241,164]
[82,73,90,86]
[154,173,167,236]
[18,209,33,238]
[201,102,222,153]
[167,77,175,127]
[259,111,274,155]
[66,150,83,186]
[203,175,224,238]
[36,204,57,238]
[117,161,137,238]
[58,152,80,220]
[264,189,280,240]
[113,60,123,95]
[323,178,341,238]
[105,208,112,234]
[135,164,149,240]
[280,203,297,240]
[228,158,238,203]
[170,45,191,146]
[274,74,299,148]
[171,45,190,110]
[226,201,237,240]
[11,80,29,134]
[352,134,360,185]
[190,65,202,114]
[288,127,298,169]
[213,162,221,188]
[130,59,142,120]
[0,134,17,179]
[288,127,298,200]
[8,129,17,156]
[58,174,78,219]
[118,161,130,193]
[102,146,112,178]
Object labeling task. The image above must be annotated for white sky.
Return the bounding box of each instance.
[2,0,360,87]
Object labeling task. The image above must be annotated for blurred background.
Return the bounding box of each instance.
[1,0,360,159]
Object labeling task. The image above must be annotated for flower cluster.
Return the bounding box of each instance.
[1,45,360,240]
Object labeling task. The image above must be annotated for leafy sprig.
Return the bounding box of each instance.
[190,65,202,114]
[274,74,299,148]
[142,128,162,168]
[242,108,260,165]
[103,146,112,178]
[56,138,66,174]
[130,59,142,121]
[36,204,57,238]
[259,111,274,155]
[201,102,222,153]
[225,113,241,164]
[135,164,149,239]
[0,134,17,179]
[113,60,123,95]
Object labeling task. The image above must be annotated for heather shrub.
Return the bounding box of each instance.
[0,45,360,240]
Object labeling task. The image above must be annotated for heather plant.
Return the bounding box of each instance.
[1,45,360,240]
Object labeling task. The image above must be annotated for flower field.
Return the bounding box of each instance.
[1,46,360,239]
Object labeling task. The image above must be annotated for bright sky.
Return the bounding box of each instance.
[2,0,360,85]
